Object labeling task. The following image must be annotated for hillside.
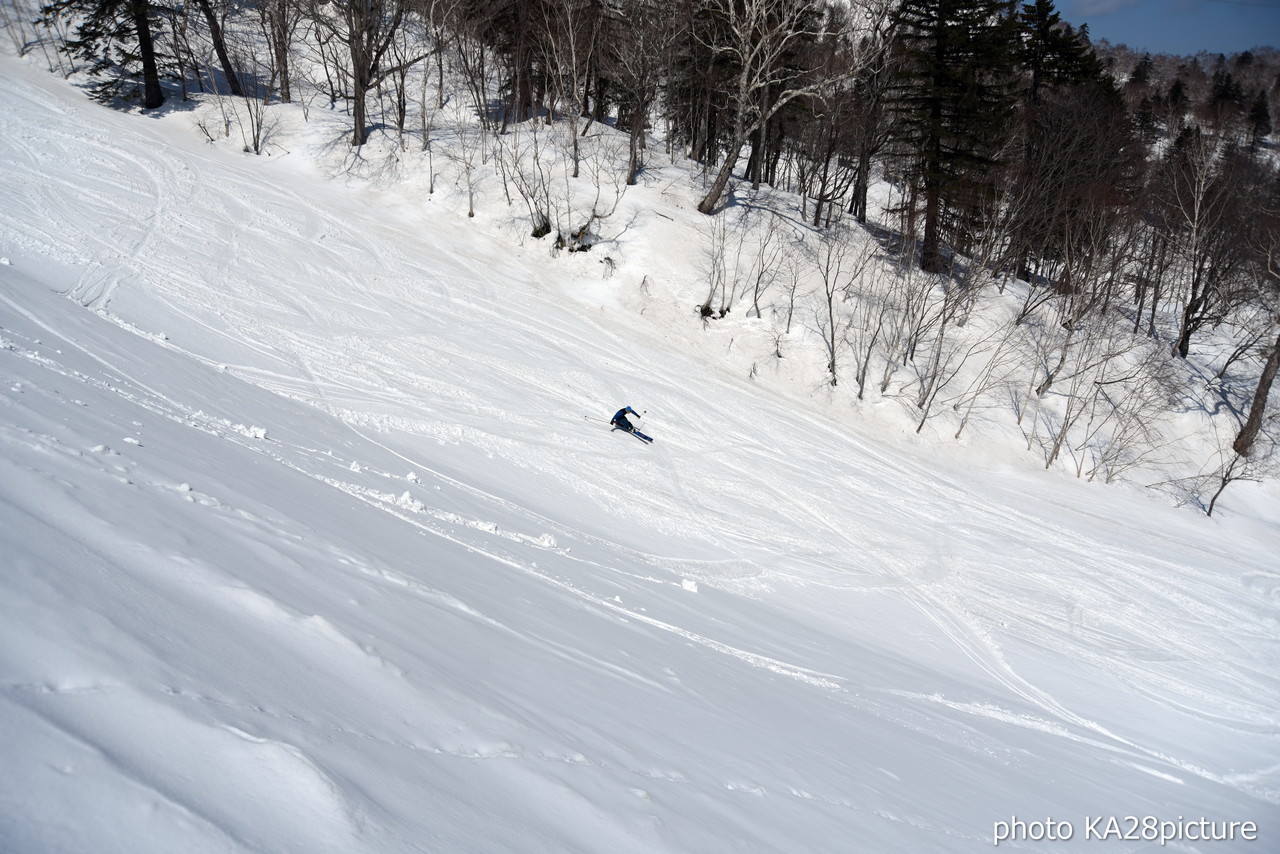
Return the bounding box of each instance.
[2,44,1278,854]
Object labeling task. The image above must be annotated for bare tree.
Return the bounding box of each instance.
[694,0,829,214]
[443,94,483,216]
[778,244,807,335]
[257,0,303,103]
[1152,440,1269,518]
[746,214,788,318]
[1194,425,1276,517]
[697,210,732,319]
[1232,325,1280,457]
[810,224,874,385]
[698,206,787,319]
[603,0,678,185]
[308,0,426,145]
[1233,225,1280,457]
[549,122,630,251]
[1,0,40,55]
[536,0,601,178]
[497,103,629,249]
[1159,129,1257,358]
[950,328,1023,438]
[497,118,553,234]
[192,0,244,95]
[912,283,970,431]
[793,74,859,228]
[876,250,934,394]
[417,9,450,191]
[1129,223,1175,338]
[846,0,897,224]
[1076,349,1175,483]
[1205,453,1252,517]
[1025,314,1171,476]
[439,0,494,131]
[844,280,894,400]
[813,229,846,385]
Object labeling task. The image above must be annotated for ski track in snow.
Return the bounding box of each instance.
[2,48,1278,853]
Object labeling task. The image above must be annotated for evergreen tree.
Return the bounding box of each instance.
[1005,1,1130,284]
[1127,53,1152,89]
[889,0,1019,272]
[663,0,730,166]
[1248,89,1272,149]
[1016,0,1098,103]
[1005,76,1140,289]
[1164,77,1188,129]
[1207,68,1245,122]
[39,0,165,109]
[1134,95,1157,144]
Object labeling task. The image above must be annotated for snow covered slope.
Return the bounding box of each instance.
[2,51,1277,853]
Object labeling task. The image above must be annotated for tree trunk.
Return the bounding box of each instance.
[1173,292,1205,359]
[918,71,947,273]
[351,64,369,145]
[751,108,767,189]
[274,30,291,102]
[194,0,244,97]
[697,137,744,214]
[626,101,646,186]
[851,143,871,222]
[1233,326,1280,457]
[920,177,945,273]
[130,0,164,109]
[349,28,372,146]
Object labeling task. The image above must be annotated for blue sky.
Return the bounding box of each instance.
[1061,0,1280,56]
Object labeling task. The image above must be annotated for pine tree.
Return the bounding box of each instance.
[1164,77,1188,131]
[1127,54,1152,89]
[39,0,165,109]
[1206,68,1245,125]
[889,0,1019,272]
[1016,0,1099,103]
[1004,0,1123,281]
[1248,89,1272,149]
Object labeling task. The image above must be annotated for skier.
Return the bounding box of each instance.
[610,406,653,443]
[611,406,639,432]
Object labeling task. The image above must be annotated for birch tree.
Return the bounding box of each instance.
[694,0,829,214]
[1233,211,1280,457]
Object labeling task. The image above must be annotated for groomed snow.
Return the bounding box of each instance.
[2,48,1278,853]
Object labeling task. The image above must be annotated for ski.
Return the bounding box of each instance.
[609,425,653,443]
